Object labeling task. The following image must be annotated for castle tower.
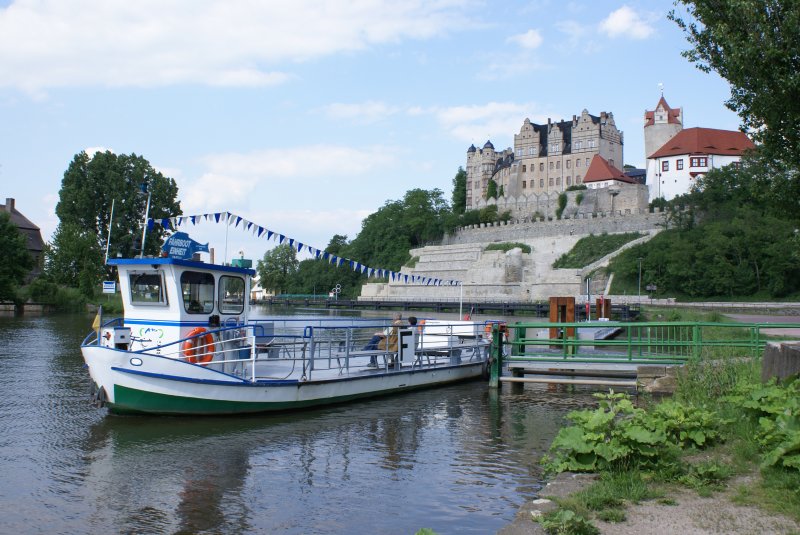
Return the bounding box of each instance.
[644,95,683,160]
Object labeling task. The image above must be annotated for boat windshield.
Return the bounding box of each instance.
[219,276,245,314]
[129,271,167,305]
[180,271,215,314]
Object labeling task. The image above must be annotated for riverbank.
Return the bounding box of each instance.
[499,470,800,534]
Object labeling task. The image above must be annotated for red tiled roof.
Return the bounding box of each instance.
[648,127,755,159]
[644,96,681,127]
[583,155,637,184]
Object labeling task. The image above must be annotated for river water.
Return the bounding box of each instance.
[0,309,597,535]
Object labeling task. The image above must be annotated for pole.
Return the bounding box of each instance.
[637,257,643,304]
[459,283,463,319]
[224,213,230,265]
[105,199,115,263]
[139,190,151,258]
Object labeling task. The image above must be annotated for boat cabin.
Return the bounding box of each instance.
[107,257,254,352]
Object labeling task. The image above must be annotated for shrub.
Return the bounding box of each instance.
[485,242,532,254]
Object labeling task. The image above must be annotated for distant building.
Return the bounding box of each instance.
[583,155,638,190]
[0,197,44,280]
[465,109,624,210]
[646,127,755,201]
[623,168,646,185]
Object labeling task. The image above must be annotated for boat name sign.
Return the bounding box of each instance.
[162,232,210,260]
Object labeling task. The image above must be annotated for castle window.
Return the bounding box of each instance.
[690,157,707,167]
[677,159,684,170]
[566,160,571,169]
[556,177,561,185]
[576,141,582,150]
[549,177,554,186]
[539,163,544,171]
[566,176,572,186]
[522,164,527,172]
[528,147,535,155]
[522,180,527,189]
[516,149,522,157]
[549,162,554,170]
[540,179,544,188]
[556,161,561,169]
[576,175,582,184]
[576,159,581,168]
[662,161,669,172]
[609,159,614,167]
[586,158,590,166]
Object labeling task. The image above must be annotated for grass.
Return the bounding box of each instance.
[553,232,644,269]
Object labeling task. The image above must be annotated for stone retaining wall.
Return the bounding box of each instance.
[443,211,667,245]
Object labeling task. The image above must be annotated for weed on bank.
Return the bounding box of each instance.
[535,357,800,534]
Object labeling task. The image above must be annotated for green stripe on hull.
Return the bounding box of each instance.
[111,377,478,415]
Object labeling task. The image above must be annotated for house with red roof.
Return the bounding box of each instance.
[646,127,755,201]
[583,155,638,189]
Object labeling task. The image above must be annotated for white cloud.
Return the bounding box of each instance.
[507,29,543,50]
[430,102,550,144]
[599,6,656,40]
[320,101,402,124]
[182,144,399,213]
[0,0,473,93]
[84,146,113,156]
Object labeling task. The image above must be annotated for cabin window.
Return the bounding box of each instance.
[219,276,245,314]
[129,271,167,305]
[181,271,215,314]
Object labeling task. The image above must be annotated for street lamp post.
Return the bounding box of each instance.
[637,257,643,304]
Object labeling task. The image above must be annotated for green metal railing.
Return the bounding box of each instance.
[502,320,799,366]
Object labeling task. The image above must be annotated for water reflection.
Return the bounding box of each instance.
[0,312,599,535]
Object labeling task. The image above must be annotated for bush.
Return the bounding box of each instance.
[485,242,532,254]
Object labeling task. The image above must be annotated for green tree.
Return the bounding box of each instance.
[50,151,182,294]
[256,243,299,295]
[670,1,800,168]
[348,188,450,270]
[0,212,33,301]
[451,167,467,215]
[486,179,498,200]
[46,222,105,297]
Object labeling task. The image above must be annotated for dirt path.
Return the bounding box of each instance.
[498,473,800,535]
[594,476,799,535]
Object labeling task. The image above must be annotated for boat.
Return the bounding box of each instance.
[81,250,496,416]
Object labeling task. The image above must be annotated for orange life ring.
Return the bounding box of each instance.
[182,327,215,365]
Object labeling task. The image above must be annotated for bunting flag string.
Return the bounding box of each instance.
[149,211,462,286]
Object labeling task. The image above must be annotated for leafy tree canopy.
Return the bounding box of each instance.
[451,167,467,215]
[256,243,299,295]
[0,212,33,301]
[49,151,181,295]
[670,1,800,168]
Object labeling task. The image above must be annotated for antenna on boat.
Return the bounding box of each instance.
[139,183,152,258]
[104,198,115,264]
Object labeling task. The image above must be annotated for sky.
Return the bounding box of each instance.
[0,0,742,265]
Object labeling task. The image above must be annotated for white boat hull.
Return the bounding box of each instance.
[81,345,486,415]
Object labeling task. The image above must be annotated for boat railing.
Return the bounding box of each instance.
[123,320,493,382]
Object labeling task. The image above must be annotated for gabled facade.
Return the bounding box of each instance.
[583,155,638,190]
[1,197,44,279]
[646,127,755,201]
[465,109,624,210]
